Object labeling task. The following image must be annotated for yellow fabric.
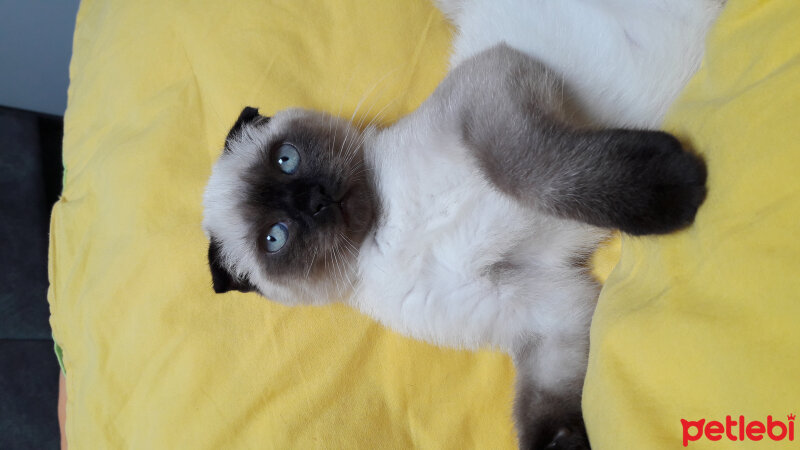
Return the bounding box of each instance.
[49,1,524,448]
[52,0,798,448]
[585,0,800,448]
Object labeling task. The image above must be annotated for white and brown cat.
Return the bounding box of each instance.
[203,1,722,447]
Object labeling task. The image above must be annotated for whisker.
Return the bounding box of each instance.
[305,247,318,280]
[329,243,343,296]
[340,235,359,253]
[336,237,358,294]
[340,68,400,160]
[331,69,360,161]
[353,75,397,132]
[342,96,401,167]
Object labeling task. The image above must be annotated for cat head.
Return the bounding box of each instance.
[202,107,377,305]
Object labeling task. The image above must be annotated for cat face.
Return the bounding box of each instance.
[202,107,377,305]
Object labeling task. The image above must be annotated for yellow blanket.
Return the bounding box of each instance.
[49,0,799,448]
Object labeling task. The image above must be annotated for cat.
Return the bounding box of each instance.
[202,0,722,448]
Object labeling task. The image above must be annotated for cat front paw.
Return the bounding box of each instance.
[609,131,707,236]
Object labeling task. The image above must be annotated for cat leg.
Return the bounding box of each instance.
[522,128,708,236]
[469,119,708,235]
[511,334,591,450]
[438,44,707,235]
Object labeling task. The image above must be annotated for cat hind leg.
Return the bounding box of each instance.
[511,335,591,450]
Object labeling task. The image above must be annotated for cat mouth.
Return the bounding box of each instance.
[311,190,353,227]
[332,183,374,234]
[339,191,354,227]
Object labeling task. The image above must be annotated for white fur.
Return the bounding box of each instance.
[355,110,602,359]
[443,0,721,127]
[351,0,720,378]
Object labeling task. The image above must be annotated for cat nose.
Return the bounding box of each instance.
[308,185,333,215]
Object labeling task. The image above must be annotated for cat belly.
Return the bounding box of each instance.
[355,199,600,351]
[356,191,530,349]
[357,134,600,350]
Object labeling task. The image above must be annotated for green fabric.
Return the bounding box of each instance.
[54,339,65,375]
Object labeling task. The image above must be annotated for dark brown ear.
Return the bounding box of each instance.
[208,239,254,294]
[224,106,269,151]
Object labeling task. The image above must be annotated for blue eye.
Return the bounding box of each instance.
[265,223,289,253]
[276,143,300,174]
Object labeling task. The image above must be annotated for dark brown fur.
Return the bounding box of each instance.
[446,45,706,236]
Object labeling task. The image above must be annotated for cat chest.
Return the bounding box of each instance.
[358,149,537,345]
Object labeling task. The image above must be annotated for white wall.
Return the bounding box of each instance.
[0,0,81,116]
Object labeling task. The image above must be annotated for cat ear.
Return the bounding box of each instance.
[224,106,270,151]
[208,238,254,294]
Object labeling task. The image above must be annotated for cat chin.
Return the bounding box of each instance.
[254,280,356,306]
[248,257,361,307]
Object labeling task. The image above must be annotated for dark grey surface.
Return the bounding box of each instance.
[0,107,62,340]
[0,105,63,450]
[0,340,60,450]
[0,0,81,115]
